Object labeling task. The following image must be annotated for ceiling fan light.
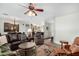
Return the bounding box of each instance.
[27,11,36,16]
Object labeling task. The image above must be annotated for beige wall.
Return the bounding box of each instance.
[54,12,79,44]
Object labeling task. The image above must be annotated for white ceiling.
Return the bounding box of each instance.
[0,3,79,22]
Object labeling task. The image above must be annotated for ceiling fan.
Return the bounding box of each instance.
[19,3,44,16]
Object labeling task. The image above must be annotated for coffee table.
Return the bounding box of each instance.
[19,42,36,56]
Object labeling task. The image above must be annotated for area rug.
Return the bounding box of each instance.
[36,39,59,56]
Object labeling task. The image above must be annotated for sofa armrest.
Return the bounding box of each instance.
[11,41,21,45]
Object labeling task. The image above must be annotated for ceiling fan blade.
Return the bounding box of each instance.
[24,10,30,14]
[35,9,44,12]
[32,11,37,16]
[18,4,28,8]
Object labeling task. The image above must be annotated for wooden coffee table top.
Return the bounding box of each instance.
[19,42,36,49]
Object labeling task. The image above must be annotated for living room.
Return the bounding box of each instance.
[0,3,79,56]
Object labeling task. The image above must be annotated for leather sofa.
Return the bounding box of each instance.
[49,37,79,56]
[63,37,79,56]
[6,32,28,51]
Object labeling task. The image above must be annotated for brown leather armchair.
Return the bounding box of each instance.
[63,37,79,56]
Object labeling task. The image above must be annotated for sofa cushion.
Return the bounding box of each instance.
[70,44,79,53]
[7,33,18,43]
[18,33,27,41]
[74,37,79,45]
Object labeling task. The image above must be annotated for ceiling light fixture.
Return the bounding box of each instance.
[18,3,44,16]
[25,10,37,16]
